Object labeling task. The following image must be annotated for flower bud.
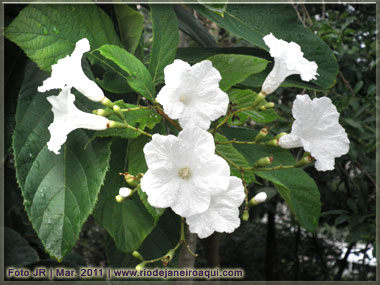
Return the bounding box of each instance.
[295,155,313,168]
[242,209,249,221]
[266,138,279,147]
[249,192,267,206]
[132,251,143,261]
[100,97,114,108]
[162,249,175,265]
[93,108,113,117]
[107,120,126,129]
[255,127,269,142]
[259,102,275,111]
[115,194,124,203]
[119,187,132,198]
[120,172,139,188]
[275,132,288,139]
[113,105,125,120]
[135,262,146,271]
[252,92,266,107]
[254,157,273,168]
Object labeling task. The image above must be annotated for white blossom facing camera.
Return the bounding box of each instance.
[46,86,109,154]
[261,33,319,95]
[156,59,229,130]
[279,95,349,171]
[140,126,230,217]
[38,38,105,102]
[186,177,245,239]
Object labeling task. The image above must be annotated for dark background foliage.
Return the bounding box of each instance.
[3,3,376,281]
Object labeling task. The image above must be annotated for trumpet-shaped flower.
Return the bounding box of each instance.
[279,95,349,171]
[140,126,230,217]
[38,38,105,102]
[46,86,109,154]
[186,177,245,239]
[261,33,319,95]
[156,59,229,130]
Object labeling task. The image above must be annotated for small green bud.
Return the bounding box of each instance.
[132,251,143,261]
[249,192,268,206]
[120,172,139,188]
[295,155,313,168]
[259,102,275,111]
[135,262,146,271]
[113,105,125,120]
[107,120,126,129]
[255,127,269,142]
[252,92,266,107]
[254,157,273,168]
[242,209,249,221]
[100,97,114,108]
[275,132,288,139]
[93,108,113,117]
[266,138,279,147]
[115,195,124,203]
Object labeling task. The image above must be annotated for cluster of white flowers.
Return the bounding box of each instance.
[39,34,349,239]
[141,61,245,238]
[38,38,109,154]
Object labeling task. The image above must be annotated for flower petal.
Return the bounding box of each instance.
[46,86,108,154]
[140,170,181,208]
[186,176,245,238]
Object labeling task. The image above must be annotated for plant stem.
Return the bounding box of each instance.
[215,106,254,130]
[244,164,296,171]
[215,139,266,145]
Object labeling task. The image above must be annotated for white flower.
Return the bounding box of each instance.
[46,86,109,154]
[279,95,349,171]
[261,33,319,95]
[253,192,267,204]
[156,59,229,130]
[186,177,245,239]
[140,126,230,217]
[38,38,105,102]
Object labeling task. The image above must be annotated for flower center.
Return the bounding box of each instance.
[179,94,192,105]
[178,167,191,180]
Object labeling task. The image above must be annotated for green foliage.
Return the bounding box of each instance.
[227,89,279,123]
[215,133,255,183]
[13,62,112,260]
[114,5,144,54]
[93,138,158,253]
[220,127,321,232]
[5,4,121,72]
[5,227,40,267]
[149,5,179,84]
[193,4,338,90]
[91,45,155,101]
[95,102,161,139]
[208,54,268,91]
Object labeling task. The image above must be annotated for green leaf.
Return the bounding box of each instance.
[5,227,40,267]
[174,5,217,48]
[114,5,144,54]
[199,1,228,17]
[91,45,155,102]
[13,62,112,260]
[149,5,179,84]
[127,135,165,219]
[215,133,255,184]
[93,138,157,253]
[95,101,161,139]
[208,54,269,91]
[227,89,279,123]
[5,4,121,72]
[193,4,338,89]
[106,209,180,268]
[219,126,321,232]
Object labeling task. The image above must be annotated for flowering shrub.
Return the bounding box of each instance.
[5,3,349,270]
